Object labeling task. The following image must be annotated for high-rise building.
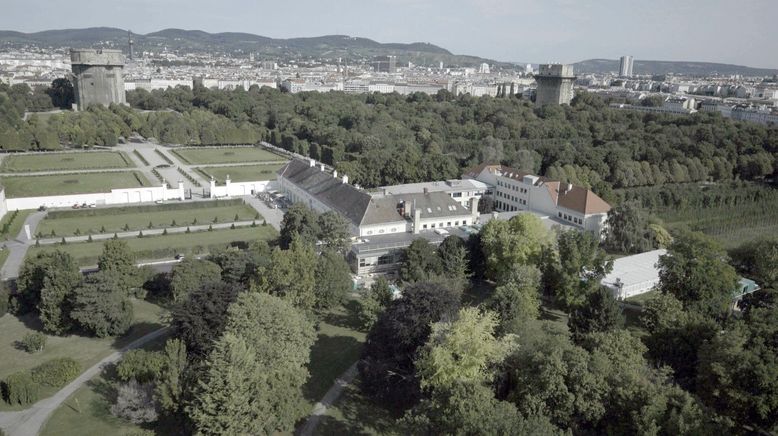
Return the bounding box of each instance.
[619,55,634,77]
[70,49,126,110]
[534,64,576,106]
[373,55,397,73]
[479,62,490,74]
[127,30,134,61]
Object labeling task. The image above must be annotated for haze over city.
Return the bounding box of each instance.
[1,0,777,67]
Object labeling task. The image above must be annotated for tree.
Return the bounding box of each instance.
[399,239,443,283]
[208,248,253,285]
[155,339,188,414]
[171,281,241,357]
[696,304,778,432]
[729,238,778,290]
[259,236,317,311]
[658,231,739,317]
[46,78,74,109]
[116,349,164,383]
[169,258,222,302]
[603,201,655,254]
[70,272,133,337]
[98,239,142,296]
[224,292,316,432]
[356,277,394,330]
[437,236,469,280]
[416,308,513,391]
[544,230,613,311]
[16,250,80,328]
[186,333,264,435]
[317,210,351,253]
[111,380,158,424]
[488,265,542,331]
[359,281,460,411]
[480,214,551,281]
[568,287,624,343]
[313,249,352,309]
[279,202,319,249]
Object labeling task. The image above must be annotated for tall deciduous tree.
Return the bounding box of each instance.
[98,239,142,296]
[359,282,460,411]
[480,214,550,281]
[399,239,443,283]
[17,250,81,334]
[568,287,624,343]
[189,292,316,434]
[317,210,351,253]
[488,264,542,331]
[169,258,222,302]
[171,281,241,357]
[437,235,470,280]
[313,249,352,309]
[70,272,133,338]
[658,231,739,317]
[260,236,317,311]
[279,202,319,249]
[155,338,188,414]
[603,201,655,254]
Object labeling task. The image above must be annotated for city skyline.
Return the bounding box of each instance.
[1,0,777,68]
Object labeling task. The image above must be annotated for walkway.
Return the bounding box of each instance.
[297,362,358,436]
[0,327,171,436]
[243,195,283,231]
[0,211,46,280]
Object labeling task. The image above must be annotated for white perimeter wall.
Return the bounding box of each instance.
[5,184,185,210]
[210,180,272,198]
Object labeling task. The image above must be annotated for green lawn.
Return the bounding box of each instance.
[196,163,284,183]
[625,289,659,306]
[37,204,260,237]
[28,225,278,266]
[40,334,179,436]
[1,172,152,197]
[0,209,34,240]
[0,152,133,172]
[0,299,167,411]
[171,147,285,165]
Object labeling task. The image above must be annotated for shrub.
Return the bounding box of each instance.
[0,285,9,318]
[162,228,168,235]
[147,221,153,229]
[20,332,46,353]
[116,350,164,383]
[60,237,66,245]
[192,218,198,225]
[171,219,177,227]
[30,357,80,387]
[111,380,158,424]
[230,223,235,229]
[87,234,93,242]
[100,225,106,233]
[3,371,39,405]
[185,227,191,233]
[123,223,130,231]
[138,231,144,238]
[234,213,240,221]
[208,224,213,232]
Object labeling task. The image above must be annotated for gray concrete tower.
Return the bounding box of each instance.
[70,48,126,110]
[534,64,576,106]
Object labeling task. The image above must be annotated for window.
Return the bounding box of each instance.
[391,227,397,232]
[455,221,459,226]
[463,220,468,225]
[447,222,451,226]
[452,192,462,198]
[423,224,428,229]
[367,230,373,235]
[379,229,385,234]
[558,212,562,218]
[431,223,436,228]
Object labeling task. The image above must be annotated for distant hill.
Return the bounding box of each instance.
[575,58,778,77]
[0,27,496,67]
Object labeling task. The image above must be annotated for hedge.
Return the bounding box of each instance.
[46,198,244,219]
[30,357,80,387]
[3,371,39,405]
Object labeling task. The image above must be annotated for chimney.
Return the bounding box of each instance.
[413,208,421,234]
[566,182,573,193]
[423,187,429,194]
[309,158,315,167]
[320,163,325,172]
[333,170,338,178]
[342,175,348,184]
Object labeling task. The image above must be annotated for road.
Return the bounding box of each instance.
[0,327,171,436]
[0,211,46,280]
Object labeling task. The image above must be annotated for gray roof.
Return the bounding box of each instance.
[392,192,471,219]
[278,159,372,226]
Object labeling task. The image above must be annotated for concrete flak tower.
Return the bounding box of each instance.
[534,64,576,107]
[70,48,126,111]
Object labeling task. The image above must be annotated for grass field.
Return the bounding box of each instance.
[40,334,178,436]
[28,225,277,266]
[0,209,34,240]
[171,147,285,165]
[0,299,167,411]
[196,163,284,183]
[0,152,133,172]
[1,172,152,197]
[37,203,260,236]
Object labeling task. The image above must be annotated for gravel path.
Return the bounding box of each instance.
[297,362,358,436]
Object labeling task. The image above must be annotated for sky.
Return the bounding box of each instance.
[2,0,777,68]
